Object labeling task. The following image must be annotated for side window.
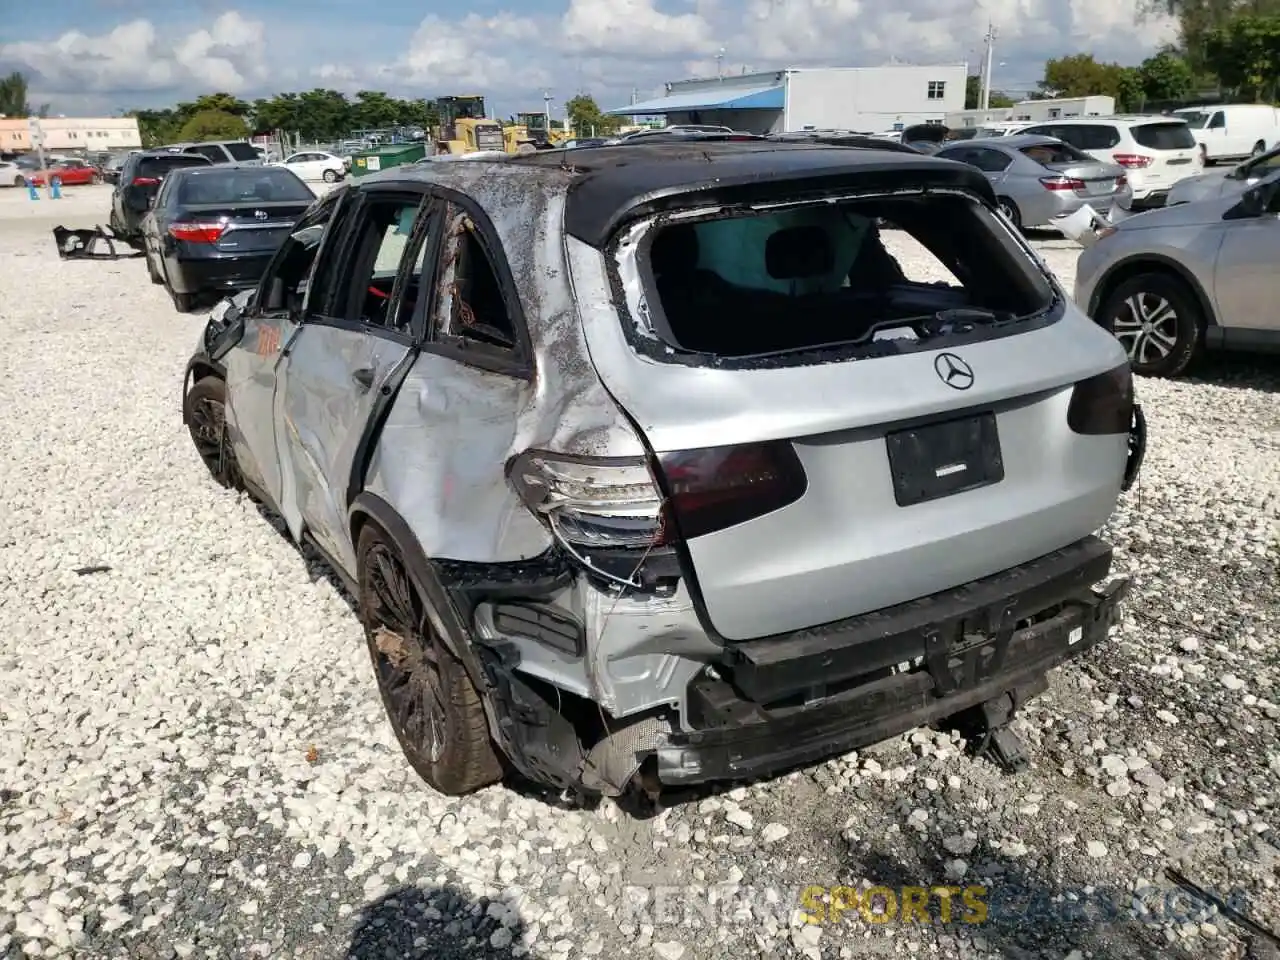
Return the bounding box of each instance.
[434,206,517,350]
[1074,125,1120,150]
[970,148,1012,172]
[1209,112,1225,130]
[188,145,224,163]
[333,195,428,329]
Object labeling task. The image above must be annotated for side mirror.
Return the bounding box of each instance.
[264,275,287,312]
[1227,183,1272,219]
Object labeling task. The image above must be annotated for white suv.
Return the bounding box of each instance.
[1012,116,1202,208]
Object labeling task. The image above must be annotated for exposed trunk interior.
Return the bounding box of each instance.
[642,192,1055,359]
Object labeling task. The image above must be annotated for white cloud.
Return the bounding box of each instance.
[0,1,1180,116]
[0,13,267,101]
[562,0,718,56]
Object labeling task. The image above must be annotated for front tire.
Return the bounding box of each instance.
[996,196,1021,229]
[1099,272,1204,378]
[184,377,241,489]
[357,524,503,796]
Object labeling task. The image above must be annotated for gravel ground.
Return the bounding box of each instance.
[1,185,1278,960]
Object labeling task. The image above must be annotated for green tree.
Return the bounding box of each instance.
[0,71,29,117]
[189,92,252,116]
[176,109,248,142]
[1140,0,1280,73]
[1204,14,1280,100]
[565,94,620,136]
[1138,51,1196,101]
[130,108,184,146]
[1040,54,1143,108]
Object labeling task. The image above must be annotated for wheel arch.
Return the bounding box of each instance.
[348,492,492,698]
[182,354,227,425]
[1086,254,1218,328]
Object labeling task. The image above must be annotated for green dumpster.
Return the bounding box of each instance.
[349,143,427,177]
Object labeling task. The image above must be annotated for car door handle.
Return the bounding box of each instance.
[352,367,375,390]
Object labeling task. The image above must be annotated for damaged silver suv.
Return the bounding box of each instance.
[183,139,1146,802]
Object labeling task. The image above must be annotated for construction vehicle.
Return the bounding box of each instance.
[432,96,506,155]
[513,112,569,150]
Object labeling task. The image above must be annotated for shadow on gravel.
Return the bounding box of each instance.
[346,884,524,959]
[1178,353,1280,395]
[829,792,1245,960]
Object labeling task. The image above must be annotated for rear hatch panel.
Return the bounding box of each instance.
[176,201,310,253]
[567,179,1130,642]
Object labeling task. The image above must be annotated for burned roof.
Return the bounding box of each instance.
[372,140,997,247]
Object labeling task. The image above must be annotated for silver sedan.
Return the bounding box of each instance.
[936,135,1132,229]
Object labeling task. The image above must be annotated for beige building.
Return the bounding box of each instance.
[0,116,142,152]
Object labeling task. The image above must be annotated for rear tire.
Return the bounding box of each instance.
[322,169,338,183]
[171,289,196,313]
[146,249,163,284]
[1098,272,1204,378]
[14,175,24,187]
[996,197,1021,229]
[357,523,504,796]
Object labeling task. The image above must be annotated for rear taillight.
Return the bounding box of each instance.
[1111,154,1153,169]
[168,222,224,243]
[1067,361,1134,435]
[508,452,666,548]
[656,442,807,540]
[507,442,807,549]
[131,176,160,186]
[1041,176,1086,191]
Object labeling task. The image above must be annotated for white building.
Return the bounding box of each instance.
[945,96,1116,130]
[606,64,969,135]
[1,116,143,152]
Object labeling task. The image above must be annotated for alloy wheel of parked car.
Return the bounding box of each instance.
[1100,273,1204,377]
[357,524,503,796]
[322,169,338,183]
[184,377,241,489]
[996,197,1021,228]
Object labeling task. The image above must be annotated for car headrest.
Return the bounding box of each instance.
[765,224,834,279]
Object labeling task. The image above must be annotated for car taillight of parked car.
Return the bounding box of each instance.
[131,176,161,186]
[1111,154,1154,169]
[168,222,224,244]
[1040,175,1087,191]
[1066,361,1134,435]
[506,442,808,551]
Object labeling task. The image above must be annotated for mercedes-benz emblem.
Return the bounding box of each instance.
[934,352,975,390]
[254,209,268,220]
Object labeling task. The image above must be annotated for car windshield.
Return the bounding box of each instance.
[1133,122,1197,150]
[224,142,260,161]
[1178,111,1210,129]
[638,191,1055,360]
[177,168,313,204]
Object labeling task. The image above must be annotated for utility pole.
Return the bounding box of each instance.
[980,22,998,112]
[716,48,726,79]
[542,90,553,133]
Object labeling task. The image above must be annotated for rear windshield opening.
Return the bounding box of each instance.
[178,169,313,204]
[639,193,1055,359]
[1132,123,1196,150]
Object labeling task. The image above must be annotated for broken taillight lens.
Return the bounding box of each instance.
[1067,361,1135,435]
[168,222,224,244]
[507,451,666,548]
[508,441,809,549]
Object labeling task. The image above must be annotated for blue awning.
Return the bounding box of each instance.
[605,83,784,115]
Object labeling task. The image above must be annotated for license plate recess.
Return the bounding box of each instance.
[885,412,1004,507]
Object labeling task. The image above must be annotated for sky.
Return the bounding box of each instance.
[0,0,1179,121]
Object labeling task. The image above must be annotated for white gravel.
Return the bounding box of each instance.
[1,186,1278,960]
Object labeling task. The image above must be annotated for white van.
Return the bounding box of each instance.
[1173,104,1280,164]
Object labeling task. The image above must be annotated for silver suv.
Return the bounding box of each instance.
[183,140,1145,803]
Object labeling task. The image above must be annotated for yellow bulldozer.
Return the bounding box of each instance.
[432,96,506,155]
[509,112,569,152]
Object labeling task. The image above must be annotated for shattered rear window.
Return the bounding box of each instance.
[634,193,1055,360]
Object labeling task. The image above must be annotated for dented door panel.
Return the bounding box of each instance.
[222,311,290,502]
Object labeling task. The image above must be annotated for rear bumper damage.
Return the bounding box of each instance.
[462,534,1129,796]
